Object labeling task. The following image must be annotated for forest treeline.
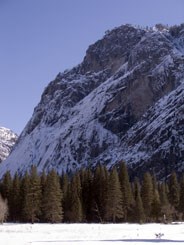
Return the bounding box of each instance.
[0,162,184,224]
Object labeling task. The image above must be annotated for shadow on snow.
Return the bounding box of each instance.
[32,239,184,243]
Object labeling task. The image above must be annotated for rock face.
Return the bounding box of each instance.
[0,127,17,163]
[1,24,184,179]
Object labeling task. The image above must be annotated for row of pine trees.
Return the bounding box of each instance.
[0,162,184,223]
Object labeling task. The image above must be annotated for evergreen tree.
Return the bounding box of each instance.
[159,182,169,206]
[105,167,123,222]
[24,166,42,223]
[80,168,94,222]
[151,176,161,222]
[42,170,63,223]
[119,162,133,221]
[92,165,108,222]
[179,174,184,218]
[66,173,83,222]
[60,172,69,222]
[40,170,47,193]
[151,189,161,222]
[168,172,180,210]
[159,182,172,223]
[133,179,145,223]
[141,172,153,221]
[10,173,21,222]
[39,170,47,221]
[21,171,31,222]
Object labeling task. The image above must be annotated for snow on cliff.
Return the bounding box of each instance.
[1,24,184,179]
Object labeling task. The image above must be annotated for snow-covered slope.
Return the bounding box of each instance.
[0,127,17,163]
[1,24,184,178]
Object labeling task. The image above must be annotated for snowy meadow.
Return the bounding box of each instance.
[0,223,184,245]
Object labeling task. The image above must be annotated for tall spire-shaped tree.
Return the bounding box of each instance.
[119,161,133,221]
[21,171,31,222]
[105,167,123,222]
[141,172,153,221]
[10,173,21,222]
[168,172,180,210]
[133,178,145,223]
[60,172,69,222]
[80,168,93,222]
[179,174,184,219]
[66,172,83,222]
[92,165,108,222]
[21,166,41,223]
[42,169,63,223]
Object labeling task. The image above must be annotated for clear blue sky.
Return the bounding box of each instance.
[0,0,183,134]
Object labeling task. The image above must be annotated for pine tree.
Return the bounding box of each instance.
[9,173,21,222]
[80,168,94,222]
[42,170,63,223]
[150,176,161,222]
[141,172,153,222]
[66,173,83,222]
[151,189,161,222]
[159,182,169,207]
[168,172,180,210]
[40,170,47,193]
[105,167,123,222]
[92,165,108,222]
[159,182,172,223]
[119,162,133,221]
[133,179,145,223]
[60,172,69,222]
[39,170,47,222]
[179,174,184,218]
[21,171,31,222]
[25,166,42,223]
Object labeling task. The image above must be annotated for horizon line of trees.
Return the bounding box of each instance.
[0,162,184,224]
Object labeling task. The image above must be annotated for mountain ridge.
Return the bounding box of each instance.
[1,23,184,179]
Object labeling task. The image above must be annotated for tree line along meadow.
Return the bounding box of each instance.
[0,162,183,224]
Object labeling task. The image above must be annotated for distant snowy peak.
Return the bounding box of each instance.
[1,23,184,179]
[0,127,18,162]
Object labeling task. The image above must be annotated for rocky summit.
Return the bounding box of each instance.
[0,127,17,163]
[1,24,184,179]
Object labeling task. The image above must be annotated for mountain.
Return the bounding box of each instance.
[0,24,184,179]
[0,127,17,163]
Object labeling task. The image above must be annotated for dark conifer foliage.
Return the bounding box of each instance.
[21,171,31,222]
[0,165,183,223]
[80,168,93,222]
[119,162,133,222]
[141,172,154,221]
[60,172,69,222]
[23,166,42,223]
[42,169,63,223]
[168,172,180,209]
[105,167,123,222]
[9,173,21,222]
[92,165,108,222]
[66,173,83,222]
[179,174,184,218]
[133,178,145,223]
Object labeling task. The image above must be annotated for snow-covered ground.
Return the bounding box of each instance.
[0,223,183,245]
